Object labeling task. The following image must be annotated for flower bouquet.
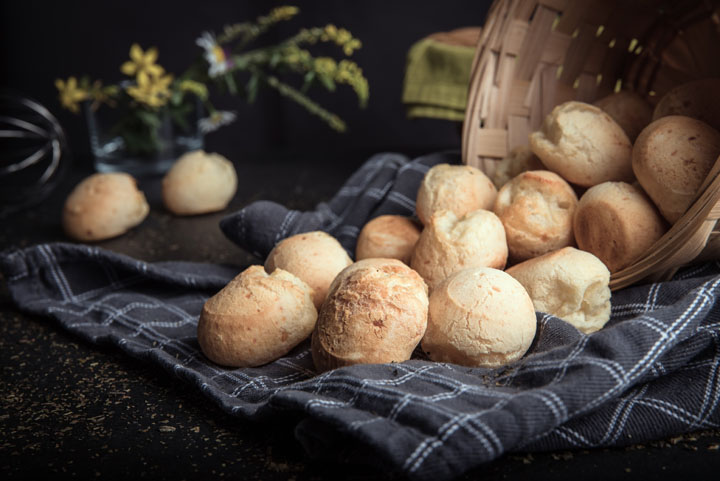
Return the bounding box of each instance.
[55,6,369,174]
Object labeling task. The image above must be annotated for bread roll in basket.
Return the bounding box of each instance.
[462,0,720,290]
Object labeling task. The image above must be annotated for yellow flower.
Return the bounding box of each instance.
[55,76,88,113]
[121,43,164,78]
[179,79,208,100]
[269,6,299,21]
[126,70,173,108]
[314,57,337,77]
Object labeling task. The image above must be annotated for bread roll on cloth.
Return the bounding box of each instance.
[355,215,421,265]
[493,170,578,263]
[632,115,720,224]
[573,182,667,273]
[529,101,634,187]
[63,172,149,242]
[506,247,611,333]
[162,150,237,215]
[265,231,353,310]
[410,209,507,290]
[415,163,497,225]
[197,266,317,367]
[421,267,536,368]
[311,258,429,372]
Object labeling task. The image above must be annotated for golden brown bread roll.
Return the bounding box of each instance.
[652,78,720,132]
[62,172,149,242]
[410,209,508,290]
[197,266,317,367]
[421,267,536,368]
[493,170,578,263]
[593,90,653,142]
[355,215,422,265]
[573,181,667,273]
[415,163,497,226]
[162,150,237,215]
[506,247,611,333]
[529,101,634,187]
[632,115,720,224]
[311,258,429,372]
[265,231,353,310]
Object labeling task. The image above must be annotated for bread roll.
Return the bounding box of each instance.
[593,90,653,142]
[162,150,237,215]
[491,145,545,189]
[506,247,611,333]
[493,170,578,263]
[653,78,720,132]
[197,266,317,367]
[573,182,667,273]
[416,163,497,226]
[265,231,353,310]
[311,258,429,372]
[410,209,507,290]
[529,101,634,187]
[355,215,421,265]
[632,115,720,224]
[63,172,149,241]
[421,267,536,368]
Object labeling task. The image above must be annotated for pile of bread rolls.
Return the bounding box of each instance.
[198,77,720,373]
[62,150,238,242]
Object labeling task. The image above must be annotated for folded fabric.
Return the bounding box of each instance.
[402,28,480,121]
[2,152,720,481]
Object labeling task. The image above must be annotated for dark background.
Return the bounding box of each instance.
[1,0,492,170]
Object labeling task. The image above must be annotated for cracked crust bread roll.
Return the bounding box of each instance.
[573,181,667,273]
[593,90,653,142]
[421,267,536,368]
[63,172,149,242]
[506,247,611,334]
[311,258,429,372]
[355,215,422,265]
[652,78,720,132]
[265,231,353,310]
[490,145,545,189]
[529,101,634,187]
[632,115,720,224]
[162,150,237,215]
[415,163,497,226]
[410,209,507,290]
[197,266,317,367]
[493,170,578,263]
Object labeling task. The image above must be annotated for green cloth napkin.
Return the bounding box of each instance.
[402,30,479,121]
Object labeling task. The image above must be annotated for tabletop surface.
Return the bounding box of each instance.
[2,152,719,480]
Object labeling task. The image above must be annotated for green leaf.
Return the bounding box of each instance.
[135,110,162,128]
[302,71,315,93]
[317,73,336,92]
[247,74,260,103]
[225,74,238,95]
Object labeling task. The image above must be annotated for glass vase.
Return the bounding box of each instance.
[84,99,204,177]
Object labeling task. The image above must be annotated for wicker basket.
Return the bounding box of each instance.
[462,0,720,290]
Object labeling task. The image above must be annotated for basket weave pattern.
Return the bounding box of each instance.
[462,0,720,289]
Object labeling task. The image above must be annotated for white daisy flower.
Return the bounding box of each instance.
[199,110,237,133]
[196,32,230,77]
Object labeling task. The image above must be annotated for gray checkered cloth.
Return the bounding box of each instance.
[2,151,720,481]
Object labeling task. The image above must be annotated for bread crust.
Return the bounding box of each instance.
[421,267,536,368]
[593,91,653,142]
[529,101,633,187]
[410,209,507,290]
[197,266,317,367]
[632,115,720,224]
[506,247,611,333]
[265,231,353,310]
[355,215,421,265]
[493,170,578,263]
[62,172,149,241]
[311,258,429,372]
[416,163,497,226]
[653,78,720,133]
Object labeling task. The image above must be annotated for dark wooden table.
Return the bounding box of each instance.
[1,152,719,480]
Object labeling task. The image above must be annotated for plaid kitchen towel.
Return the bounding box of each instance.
[2,151,720,481]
